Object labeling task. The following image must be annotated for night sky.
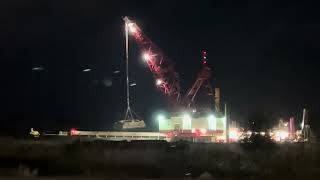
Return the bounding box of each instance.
[1,0,319,135]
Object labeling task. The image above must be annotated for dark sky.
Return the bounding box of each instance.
[1,0,319,135]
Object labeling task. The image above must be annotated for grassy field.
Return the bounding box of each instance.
[0,137,319,179]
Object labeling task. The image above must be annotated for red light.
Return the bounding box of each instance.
[70,128,78,136]
[203,60,207,65]
[166,132,175,138]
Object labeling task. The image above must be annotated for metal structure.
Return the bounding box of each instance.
[185,50,216,110]
[117,18,145,130]
[124,20,135,120]
[123,17,180,103]
[301,108,310,141]
[123,17,220,113]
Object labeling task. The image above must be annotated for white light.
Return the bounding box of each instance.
[279,131,288,139]
[127,23,137,33]
[192,109,196,113]
[156,79,162,86]
[83,68,91,72]
[157,114,165,122]
[182,114,191,121]
[182,113,192,130]
[143,53,151,61]
[229,130,238,140]
[130,83,137,87]
[208,114,215,120]
[273,130,289,142]
[208,114,216,130]
[260,131,266,136]
[32,67,44,71]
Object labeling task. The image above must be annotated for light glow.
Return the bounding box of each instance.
[208,114,216,130]
[157,114,165,122]
[200,128,207,135]
[82,68,91,72]
[247,131,252,136]
[229,130,238,140]
[143,53,151,61]
[182,113,192,130]
[70,128,78,136]
[127,23,137,33]
[273,130,289,142]
[156,79,163,86]
[130,83,137,87]
[32,67,45,71]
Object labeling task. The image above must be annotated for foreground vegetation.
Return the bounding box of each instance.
[0,136,319,179]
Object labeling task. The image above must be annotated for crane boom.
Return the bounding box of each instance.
[123,17,220,112]
[185,51,216,109]
[123,17,180,102]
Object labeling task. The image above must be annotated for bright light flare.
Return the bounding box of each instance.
[279,131,288,139]
[127,23,137,33]
[156,79,163,86]
[229,130,238,140]
[247,131,252,136]
[143,52,151,61]
[157,114,165,122]
[273,130,289,142]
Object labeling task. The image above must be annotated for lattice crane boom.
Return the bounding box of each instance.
[123,17,220,112]
[123,17,180,102]
[185,51,212,106]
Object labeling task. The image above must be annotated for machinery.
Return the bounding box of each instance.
[30,128,40,138]
[119,17,226,142]
[122,16,220,110]
[114,119,146,130]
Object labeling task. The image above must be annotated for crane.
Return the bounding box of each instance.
[123,16,220,112]
[123,17,181,103]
